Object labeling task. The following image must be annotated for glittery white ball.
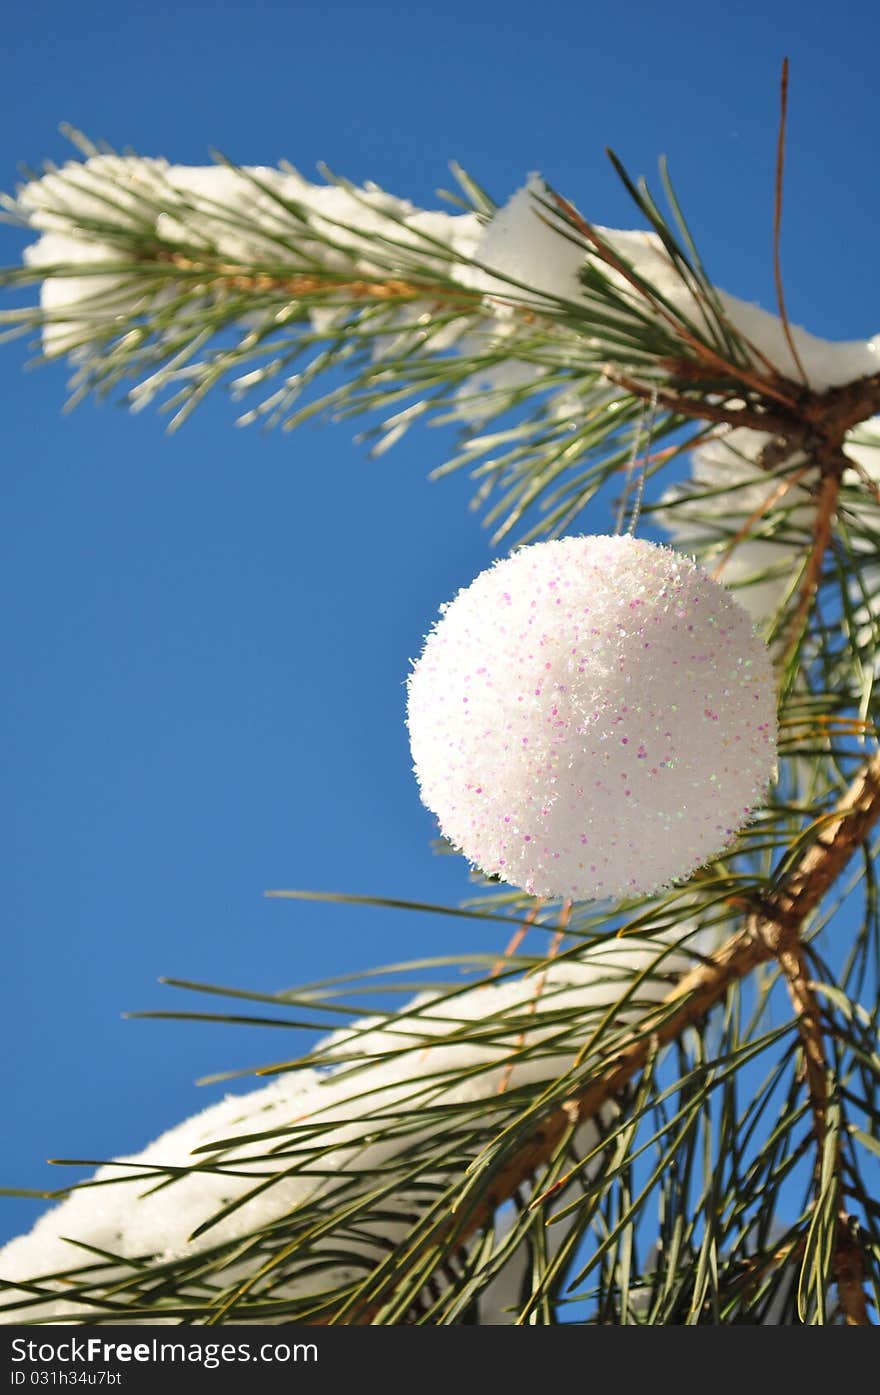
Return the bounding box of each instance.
[407,534,777,900]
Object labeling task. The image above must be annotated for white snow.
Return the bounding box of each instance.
[15,159,880,430]
[14,156,482,358]
[466,176,880,393]
[714,292,880,391]
[462,173,586,307]
[0,922,713,1323]
[656,416,880,626]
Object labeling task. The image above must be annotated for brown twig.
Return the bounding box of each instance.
[711,463,814,582]
[846,457,880,507]
[775,935,829,1144]
[602,366,791,435]
[760,752,880,923]
[488,900,544,978]
[345,753,880,1323]
[773,58,809,387]
[734,1235,806,1312]
[782,461,844,663]
[766,753,880,1326]
[552,193,800,410]
[834,1217,873,1325]
[156,250,482,307]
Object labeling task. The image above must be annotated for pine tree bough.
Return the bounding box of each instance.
[609,367,880,448]
[781,468,843,663]
[344,753,880,1324]
[4,135,880,1322]
[601,358,880,657]
[152,248,484,310]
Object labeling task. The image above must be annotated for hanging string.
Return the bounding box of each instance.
[615,384,659,536]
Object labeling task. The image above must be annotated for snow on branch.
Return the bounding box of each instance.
[0,924,711,1323]
[4,142,880,544]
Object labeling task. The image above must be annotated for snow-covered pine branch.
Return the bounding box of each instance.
[655,417,880,628]
[3,130,880,1324]
[0,923,712,1324]
[13,154,880,386]
[5,143,880,547]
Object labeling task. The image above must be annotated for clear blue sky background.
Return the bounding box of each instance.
[2,0,878,1246]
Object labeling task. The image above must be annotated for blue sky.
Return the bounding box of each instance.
[2,0,879,1246]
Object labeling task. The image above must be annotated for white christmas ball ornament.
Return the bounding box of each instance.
[407,535,776,900]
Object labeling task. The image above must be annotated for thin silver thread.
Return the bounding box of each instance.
[627,385,658,535]
[615,385,659,536]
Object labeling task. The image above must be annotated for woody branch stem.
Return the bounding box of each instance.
[350,752,880,1324]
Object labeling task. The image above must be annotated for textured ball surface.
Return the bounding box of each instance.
[407,535,776,900]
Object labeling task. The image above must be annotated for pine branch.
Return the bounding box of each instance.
[551,190,800,409]
[343,752,880,1323]
[771,924,871,1322]
[782,462,845,663]
[2,130,880,1325]
[602,366,792,434]
[5,138,880,546]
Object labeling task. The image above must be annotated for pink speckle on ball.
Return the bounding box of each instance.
[406,534,777,900]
